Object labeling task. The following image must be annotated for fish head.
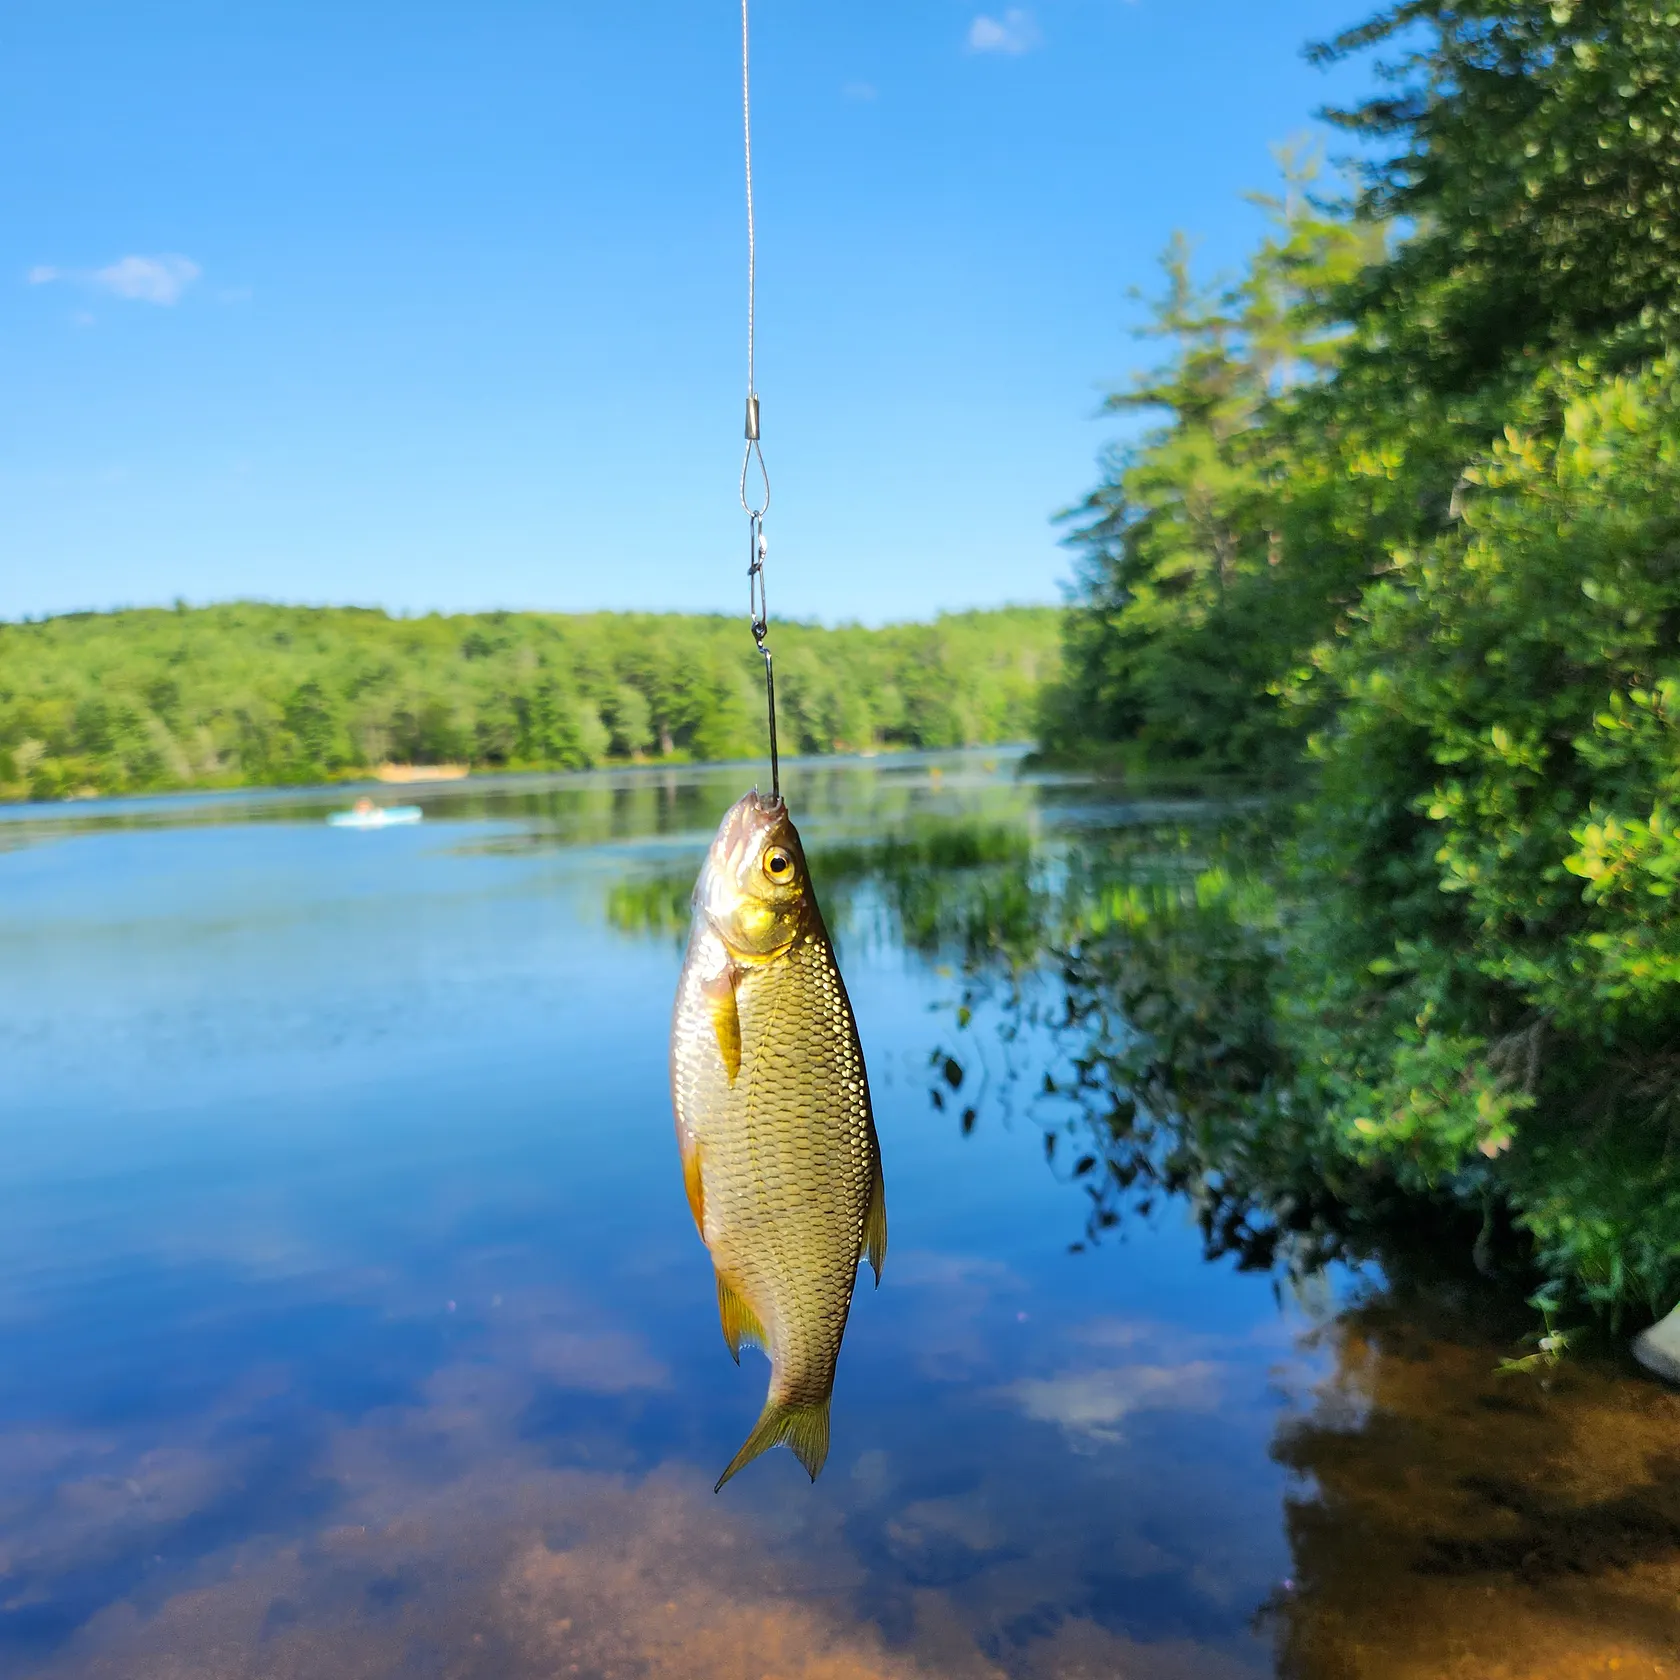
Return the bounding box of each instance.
[697,790,812,960]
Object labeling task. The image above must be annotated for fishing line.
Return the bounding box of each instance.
[739,0,779,802]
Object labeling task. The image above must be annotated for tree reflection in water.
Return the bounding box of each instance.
[1265,1281,1680,1678]
[901,809,1680,1677]
[899,804,1372,1277]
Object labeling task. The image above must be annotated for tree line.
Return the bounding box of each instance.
[1042,0,1680,1320]
[0,603,1059,800]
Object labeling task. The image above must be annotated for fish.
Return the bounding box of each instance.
[670,789,886,1490]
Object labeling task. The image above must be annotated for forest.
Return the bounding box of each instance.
[1037,0,1680,1323]
[0,603,1059,799]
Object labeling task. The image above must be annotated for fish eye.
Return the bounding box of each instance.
[763,846,794,882]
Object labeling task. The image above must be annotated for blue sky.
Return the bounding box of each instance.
[3,1,1382,625]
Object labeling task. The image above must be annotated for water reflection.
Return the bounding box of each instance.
[1270,1280,1680,1678]
[1,754,1672,1678]
[611,779,1680,1675]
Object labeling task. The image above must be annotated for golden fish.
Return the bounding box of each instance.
[671,790,886,1490]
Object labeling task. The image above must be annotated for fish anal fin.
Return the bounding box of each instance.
[681,1145,706,1236]
[715,1272,767,1365]
[861,1140,887,1286]
[703,969,742,1085]
[715,1395,831,1492]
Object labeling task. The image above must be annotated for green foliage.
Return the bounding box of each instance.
[0,603,1061,800]
[1312,0,1680,394]
[1042,150,1387,773]
[1288,359,1680,1316]
[1047,0,1680,1318]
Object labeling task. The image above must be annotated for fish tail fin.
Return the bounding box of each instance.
[714,1394,831,1492]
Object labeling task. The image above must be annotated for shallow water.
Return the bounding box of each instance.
[1,753,1675,1679]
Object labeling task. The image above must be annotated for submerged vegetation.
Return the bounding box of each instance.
[0,602,1058,800]
[1041,0,1680,1322]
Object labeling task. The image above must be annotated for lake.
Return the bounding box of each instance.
[2,752,1675,1679]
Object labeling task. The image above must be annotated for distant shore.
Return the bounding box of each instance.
[0,601,1062,803]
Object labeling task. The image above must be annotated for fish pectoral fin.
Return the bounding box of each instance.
[702,968,743,1085]
[715,1272,767,1365]
[715,1395,831,1492]
[861,1143,888,1287]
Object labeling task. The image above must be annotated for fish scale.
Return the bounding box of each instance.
[671,791,885,1489]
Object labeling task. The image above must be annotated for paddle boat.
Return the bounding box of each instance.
[327,797,423,830]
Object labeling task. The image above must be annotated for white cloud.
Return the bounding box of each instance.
[889,1251,1020,1290]
[526,1328,669,1394]
[842,80,878,102]
[93,254,201,304]
[968,8,1041,54]
[26,253,201,306]
[1001,1360,1221,1445]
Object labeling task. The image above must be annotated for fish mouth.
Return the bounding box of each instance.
[715,788,790,861]
[739,788,785,819]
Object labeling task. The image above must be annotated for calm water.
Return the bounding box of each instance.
[2,754,1675,1680]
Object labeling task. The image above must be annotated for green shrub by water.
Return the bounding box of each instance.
[0,603,1059,800]
[1286,361,1680,1320]
[1042,0,1680,1321]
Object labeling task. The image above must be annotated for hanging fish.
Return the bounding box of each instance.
[671,789,886,1490]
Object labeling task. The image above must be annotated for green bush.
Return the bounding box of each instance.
[1046,0,1680,1317]
[1285,359,1680,1315]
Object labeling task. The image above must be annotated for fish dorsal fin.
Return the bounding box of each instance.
[861,1138,887,1287]
[715,1271,767,1364]
[703,968,743,1085]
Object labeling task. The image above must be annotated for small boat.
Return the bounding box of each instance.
[328,798,423,830]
